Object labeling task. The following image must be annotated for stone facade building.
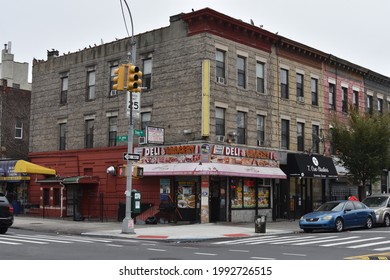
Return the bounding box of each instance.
[27,8,390,222]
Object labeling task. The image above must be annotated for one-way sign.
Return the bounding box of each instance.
[123,153,140,161]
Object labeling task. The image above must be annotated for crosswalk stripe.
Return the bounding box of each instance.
[322,237,383,247]
[0,240,21,245]
[213,236,278,245]
[374,246,390,251]
[290,236,341,245]
[348,239,390,249]
[9,234,73,244]
[0,236,48,244]
[247,235,317,245]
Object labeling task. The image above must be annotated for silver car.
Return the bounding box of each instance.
[362,194,390,227]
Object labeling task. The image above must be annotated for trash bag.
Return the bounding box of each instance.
[145,216,158,224]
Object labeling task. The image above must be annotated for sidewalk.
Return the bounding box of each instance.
[11,216,301,241]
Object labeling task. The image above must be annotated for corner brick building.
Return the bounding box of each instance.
[27,8,390,222]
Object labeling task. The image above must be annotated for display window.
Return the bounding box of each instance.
[230,178,271,209]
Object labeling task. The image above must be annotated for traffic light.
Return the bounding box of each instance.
[112,65,125,91]
[132,165,144,178]
[127,64,142,92]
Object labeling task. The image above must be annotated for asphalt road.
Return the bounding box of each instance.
[2,227,390,260]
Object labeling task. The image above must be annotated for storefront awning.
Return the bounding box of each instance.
[140,162,286,179]
[62,176,99,184]
[0,159,56,181]
[287,153,338,178]
[14,160,56,175]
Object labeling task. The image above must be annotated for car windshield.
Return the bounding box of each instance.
[362,196,388,207]
[317,202,344,212]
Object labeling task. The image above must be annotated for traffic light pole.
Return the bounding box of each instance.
[122,7,136,234]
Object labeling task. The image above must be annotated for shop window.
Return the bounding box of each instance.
[231,178,243,208]
[243,179,255,208]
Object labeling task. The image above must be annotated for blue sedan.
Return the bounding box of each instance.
[299,200,376,233]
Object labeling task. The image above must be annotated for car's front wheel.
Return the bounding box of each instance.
[384,214,390,227]
[335,218,344,232]
[0,227,8,234]
[365,216,373,229]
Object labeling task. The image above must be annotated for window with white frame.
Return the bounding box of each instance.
[237,111,246,144]
[60,75,68,104]
[15,119,23,139]
[59,123,66,150]
[141,112,151,131]
[85,119,94,148]
[108,116,118,147]
[256,115,265,146]
[353,90,359,111]
[280,69,289,99]
[311,78,318,106]
[256,62,265,93]
[297,122,305,152]
[237,56,246,89]
[216,107,225,136]
[109,63,119,96]
[216,49,226,82]
[143,58,152,90]
[296,73,304,99]
[86,68,96,100]
[329,83,336,110]
[281,119,290,149]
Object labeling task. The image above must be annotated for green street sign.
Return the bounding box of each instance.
[116,135,128,142]
[133,129,145,137]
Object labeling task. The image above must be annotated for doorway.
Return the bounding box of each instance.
[209,177,227,222]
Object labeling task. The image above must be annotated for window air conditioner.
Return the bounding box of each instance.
[216,135,225,142]
[109,90,118,97]
[217,77,225,84]
[257,139,264,146]
[297,96,305,103]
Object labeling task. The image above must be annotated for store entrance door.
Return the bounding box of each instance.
[209,177,227,222]
[175,177,199,222]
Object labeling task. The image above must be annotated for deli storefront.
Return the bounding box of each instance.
[134,144,286,223]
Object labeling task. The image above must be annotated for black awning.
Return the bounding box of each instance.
[287,153,338,179]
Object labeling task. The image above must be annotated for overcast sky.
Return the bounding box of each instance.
[2,0,390,81]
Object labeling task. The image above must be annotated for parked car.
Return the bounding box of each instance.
[0,194,14,234]
[299,200,376,233]
[362,193,390,227]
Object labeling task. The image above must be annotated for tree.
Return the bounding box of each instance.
[331,109,390,199]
